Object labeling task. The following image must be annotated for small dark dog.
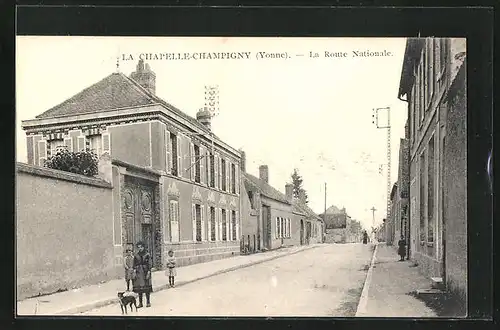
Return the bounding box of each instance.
[118,291,138,314]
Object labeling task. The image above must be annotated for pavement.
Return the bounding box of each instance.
[17,244,320,316]
[80,243,374,317]
[355,243,438,317]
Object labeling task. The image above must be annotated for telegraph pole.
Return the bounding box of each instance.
[323,183,327,241]
[372,107,392,227]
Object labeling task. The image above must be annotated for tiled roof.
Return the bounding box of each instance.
[36,73,156,119]
[243,172,290,205]
[34,72,216,138]
[293,199,322,221]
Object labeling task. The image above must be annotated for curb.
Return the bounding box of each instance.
[55,244,320,315]
[355,243,379,317]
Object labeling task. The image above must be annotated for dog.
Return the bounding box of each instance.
[117,291,138,314]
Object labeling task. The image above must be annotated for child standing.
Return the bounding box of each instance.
[123,248,135,291]
[165,250,177,288]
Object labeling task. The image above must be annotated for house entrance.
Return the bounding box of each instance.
[262,205,271,249]
[300,220,304,245]
[122,177,158,268]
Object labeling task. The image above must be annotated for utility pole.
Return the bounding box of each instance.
[323,182,327,242]
[370,206,376,230]
[372,107,392,227]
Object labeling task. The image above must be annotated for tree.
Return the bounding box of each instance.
[291,168,308,203]
[44,148,99,177]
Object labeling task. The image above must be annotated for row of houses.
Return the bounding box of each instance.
[385,38,467,307]
[16,59,324,300]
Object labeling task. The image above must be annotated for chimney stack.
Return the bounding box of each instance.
[196,107,212,131]
[259,165,269,183]
[285,183,294,201]
[239,149,246,172]
[130,59,156,95]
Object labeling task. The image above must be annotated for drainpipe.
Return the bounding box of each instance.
[398,94,411,260]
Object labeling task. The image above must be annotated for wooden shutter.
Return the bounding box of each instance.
[165,129,171,174]
[201,205,206,241]
[215,207,220,241]
[38,140,47,166]
[64,137,72,152]
[190,142,195,181]
[228,212,233,241]
[200,146,206,185]
[102,132,111,154]
[207,207,212,242]
[77,136,86,152]
[170,201,180,243]
[225,158,230,192]
[177,134,182,177]
[192,204,197,241]
[207,153,212,187]
[235,211,239,240]
[214,154,219,189]
[219,156,223,190]
[219,208,223,241]
[235,164,239,195]
[225,211,230,240]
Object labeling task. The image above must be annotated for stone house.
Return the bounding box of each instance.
[240,164,322,252]
[398,37,467,306]
[21,59,243,270]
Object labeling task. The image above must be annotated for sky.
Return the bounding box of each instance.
[16,36,408,231]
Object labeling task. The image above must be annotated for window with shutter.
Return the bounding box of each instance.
[38,140,47,166]
[64,137,72,152]
[217,208,222,241]
[209,207,216,241]
[102,132,111,154]
[77,136,86,152]
[231,210,237,240]
[220,157,224,190]
[200,146,206,185]
[221,209,227,241]
[165,129,171,174]
[235,164,239,195]
[225,158,230,192]
[177,134,182,177]
[201,205,206,241]
[214,154,219,189]
[192,204,197,241]
[235,211,239,240]
[190,142,195,181]
[170,200,179,242]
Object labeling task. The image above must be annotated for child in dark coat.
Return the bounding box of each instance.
[398,236,407,261]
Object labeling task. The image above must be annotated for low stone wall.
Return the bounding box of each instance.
[162,241,240,267]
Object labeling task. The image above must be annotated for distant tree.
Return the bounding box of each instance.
[44,148,99,177]
[291,168,309,204]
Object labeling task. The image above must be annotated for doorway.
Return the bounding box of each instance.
[262,205,272,249]
[300,220,304,245]
[122,177,158,268]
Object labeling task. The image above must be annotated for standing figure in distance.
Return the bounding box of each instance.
[397,236,407,261]
[362,230,368,244]
[165,250,177,288]
[132,241,153,308]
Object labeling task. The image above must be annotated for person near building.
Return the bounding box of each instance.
[165,250,177,288]
[397,236,407,261]
[123,247,135,291]
[132,241,153,308]
[362,231,368,244]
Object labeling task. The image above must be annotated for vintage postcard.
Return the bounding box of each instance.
[15,36,467,317]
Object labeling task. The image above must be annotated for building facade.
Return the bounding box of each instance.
[240,164,323,252]
[398,38,467,305]
[21,60,243,269]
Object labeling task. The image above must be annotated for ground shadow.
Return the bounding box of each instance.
[407,290,466,317]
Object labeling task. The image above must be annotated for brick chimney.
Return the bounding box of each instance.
[285,183,294,201]
[196,107,212,131]
[130,59,156,94]
[259,165,269,183]
[239,149,246,172]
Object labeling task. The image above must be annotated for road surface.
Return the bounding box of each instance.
[81,243,374,317]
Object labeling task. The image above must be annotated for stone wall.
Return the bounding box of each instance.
[16,163,116,300]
